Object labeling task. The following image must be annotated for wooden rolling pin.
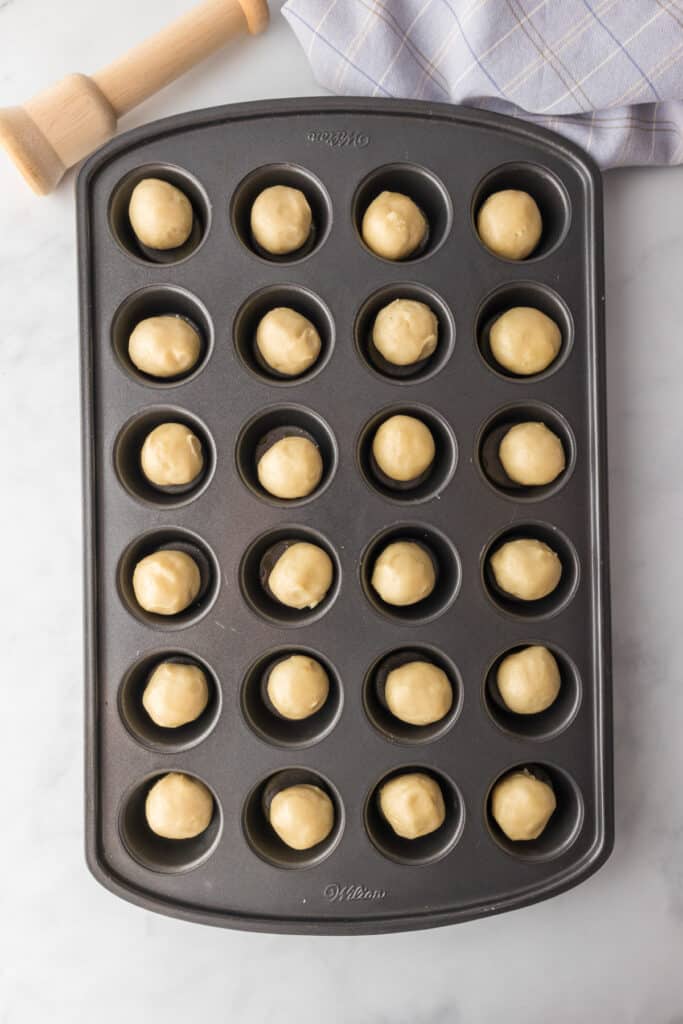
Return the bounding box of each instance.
[0,0,269,195]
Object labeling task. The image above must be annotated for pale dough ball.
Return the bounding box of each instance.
[129,178,194,251]
[497,646,561,715]
[267,542,333,610]
[250,185,312,255]
[255,307,322,376]
[140,422,204,487]
[499,422,566,486]
[372,541,436,607]
[128,316,201,379]
[489,307,561,376]
[142,661,210,728]
[267,655,330,720]
[490,538,562,602]
[385,661,453,726]
[379,772,445,840]
[372,414,436,482]
[145,772,213,840]
[477,189,542,260]
[269,784,334,850]
[372,298,438,366]
[362,191,427,260]
[257,436,323,499]
[491,769,556,841]
[132,549,201,615]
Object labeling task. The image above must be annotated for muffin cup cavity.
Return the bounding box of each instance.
[361,524,460,624]
[111,286,213,387]
[477,402,575,502]
[486,763,584,862]
[118,528,220,630]
[119,771,222,873]
[119,650,221,752]
[352,163,452,262]
[240,526,341,626]
[357,404,457,503]
[109,164,210,264]
[236,405,337,507]
[241,647,343,748]
[243,768,344,868]
[364,766,464,865]
[483,643,581,741]
[354,283,455,384]
[231,164,332,263]
[482,521,580,620]
[472,162,571,262]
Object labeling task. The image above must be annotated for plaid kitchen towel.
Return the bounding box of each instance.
[282,0,683,168]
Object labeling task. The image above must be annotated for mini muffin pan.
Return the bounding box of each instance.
[79,98,612,933]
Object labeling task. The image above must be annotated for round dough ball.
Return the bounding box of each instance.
[372,414,436,482]
[267,542,333,610]
[489,538,562,602]
[257,436,323,499]
[255,307,322,377]
[491,769,556,841]
[145,772,213,840]
[362,191,427,260]
[379,772,445,840]
[142,661,210,728]
[489,307,561,376]
[372,541,436,607]
[497,646,561,715]
[385,661,453,726]
[267,655,330,720]
[372,298,438,366]
[499,422,566,487]
[132,549,201,615]
[250,185,312,255]
[128,178,194,251]
[128,316,201,379]
[269,784,334,850]
[477,189,542,260]
[140,422,204,488]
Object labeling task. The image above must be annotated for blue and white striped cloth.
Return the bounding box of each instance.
[282,0,683,168]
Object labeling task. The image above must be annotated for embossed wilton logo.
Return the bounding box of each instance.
[323,883,387,903]
[306,129,370,149]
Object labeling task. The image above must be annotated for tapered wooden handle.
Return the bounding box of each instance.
[93,0,268,116]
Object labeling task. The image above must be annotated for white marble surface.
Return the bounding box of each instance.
[1,2,683,1020]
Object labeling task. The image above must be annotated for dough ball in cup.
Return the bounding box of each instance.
[140,422,204,488]
[385,660,453,726]
[132,549,201,615]
[145,772,214,840]
[266,655,330,721]
[255,307,322,377]
[491,769,556,841]
[477,189,542,260]
[498,421,566,487]
[489,307,561,376]
[371,541,436,607]
[128,316,201,379]
[362,191,427,260]
[379,772,445,840]
[128,178,194,251]
[266,541,334,610]
[268,783,334,850]
[257,435,323,499]
[372,298,438,367]
[250,185,312,256]
[372,414,436,483]
[496,645,561,715]
[489,538,561,602]
[142,661,210,728]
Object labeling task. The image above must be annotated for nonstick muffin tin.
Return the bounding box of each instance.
[79,98,612,933]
